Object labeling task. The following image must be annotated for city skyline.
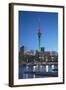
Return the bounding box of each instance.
[19,11,58,51]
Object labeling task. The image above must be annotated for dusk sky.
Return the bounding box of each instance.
[19,11,58,51]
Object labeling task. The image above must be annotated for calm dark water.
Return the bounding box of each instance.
[19,64,58,79]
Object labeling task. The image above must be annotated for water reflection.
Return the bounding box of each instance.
[19,64,58,79]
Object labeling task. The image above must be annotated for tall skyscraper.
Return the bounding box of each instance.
[41,47,45,53]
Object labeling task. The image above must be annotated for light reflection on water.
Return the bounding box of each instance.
[19,64,58,79]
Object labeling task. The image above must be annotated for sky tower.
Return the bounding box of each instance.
[38,19,42,51]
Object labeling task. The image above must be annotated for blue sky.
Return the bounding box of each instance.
[19,11,58,51]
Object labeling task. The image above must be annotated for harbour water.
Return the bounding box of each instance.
[19,64,58,79]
